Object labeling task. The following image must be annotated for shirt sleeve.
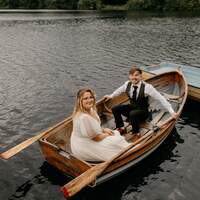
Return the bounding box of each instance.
[109,81,129,98]
[146,84,175,114]
[79,115,102,138]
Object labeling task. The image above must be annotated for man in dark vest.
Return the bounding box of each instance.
[104,66,178,136]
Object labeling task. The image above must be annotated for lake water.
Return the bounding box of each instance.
[0,11,200,200]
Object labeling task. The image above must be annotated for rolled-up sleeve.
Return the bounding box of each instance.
[146,84,175,114]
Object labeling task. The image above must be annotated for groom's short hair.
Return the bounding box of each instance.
[129,66,142,75]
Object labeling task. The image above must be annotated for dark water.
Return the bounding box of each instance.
[0,11,200,200]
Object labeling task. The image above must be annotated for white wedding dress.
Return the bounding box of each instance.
[70,112,130,162]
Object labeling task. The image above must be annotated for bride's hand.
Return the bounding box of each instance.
[103,128,114,136]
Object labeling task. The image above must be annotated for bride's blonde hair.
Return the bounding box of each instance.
[73,88,97,117]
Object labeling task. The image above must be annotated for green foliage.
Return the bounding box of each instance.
[102,0,128,6]
[126,0,200,11]
[78,0,102,9]
[22,0,40,8]
[0,0,79,9]
[102,4,126,10]
[178,0,200,11]
[126,0,152,10]
[0,0,8,8]
[0,0,199,11]
[78,0,94,9]
[45,0,78,9]
[164,0,179,11]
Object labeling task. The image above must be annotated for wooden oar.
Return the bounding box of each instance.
[61,117,175,198]
[0,117,71,160]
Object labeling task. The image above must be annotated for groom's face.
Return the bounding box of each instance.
[129,71,142,85]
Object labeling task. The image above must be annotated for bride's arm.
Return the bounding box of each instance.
[79,114,111,142]
[92,132,110,142]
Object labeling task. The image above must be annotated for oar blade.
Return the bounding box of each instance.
[1,138,34,159]
[61,162,108,198]
[0,131,46,160]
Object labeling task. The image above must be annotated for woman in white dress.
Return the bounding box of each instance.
[70,88,130,162]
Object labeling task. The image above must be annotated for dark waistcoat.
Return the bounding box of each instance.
[126,82,149,111]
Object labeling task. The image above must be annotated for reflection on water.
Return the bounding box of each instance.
[0,12,200,200]
[8,175,46,200]
[8,162,70,200]
[181,100,200,130]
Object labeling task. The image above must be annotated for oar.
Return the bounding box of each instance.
[0,117,71,160]
[61,117,175,198]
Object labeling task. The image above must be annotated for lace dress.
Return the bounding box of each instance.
[70,112,129,162]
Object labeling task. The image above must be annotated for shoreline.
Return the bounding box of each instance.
[0,9,199,18]
[0,9,98,13]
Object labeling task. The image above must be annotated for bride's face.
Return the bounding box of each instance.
[82,91,95,111]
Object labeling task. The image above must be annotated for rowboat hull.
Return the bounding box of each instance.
[141,62,200,102]
[39,70,187,186]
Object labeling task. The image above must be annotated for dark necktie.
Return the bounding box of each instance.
[132,86,138,101]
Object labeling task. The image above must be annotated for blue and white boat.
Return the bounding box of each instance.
[140,62,200,102]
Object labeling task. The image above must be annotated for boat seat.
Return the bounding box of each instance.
[162,92,183,103]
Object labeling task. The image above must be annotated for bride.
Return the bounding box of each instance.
[70,88,130,162]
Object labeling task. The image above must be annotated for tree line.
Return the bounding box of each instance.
[0,0,199,11]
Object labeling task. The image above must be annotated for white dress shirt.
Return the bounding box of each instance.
[109,80,175,114]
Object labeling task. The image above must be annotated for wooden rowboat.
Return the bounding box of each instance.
[140,62,200,102]
[38,70,187,191]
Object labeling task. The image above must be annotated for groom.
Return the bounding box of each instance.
[104,66,178,135]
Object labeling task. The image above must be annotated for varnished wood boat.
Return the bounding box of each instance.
[38,70,187,187]
[141,62,200,102]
